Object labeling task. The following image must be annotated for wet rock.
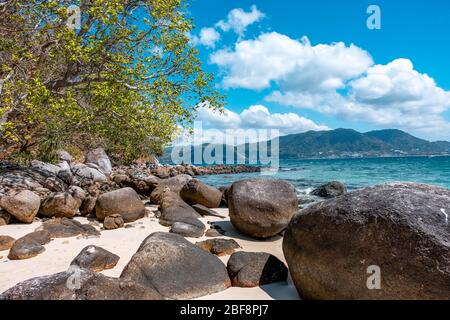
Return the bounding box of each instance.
[310,181,347,198]
[192,204,226,218]
[41,218,100,238]
[103,214,124,230]
[7,231,51,260]
[71,246,119,272]
[0,235,15,251]
[227,252,288,288]
[228,179,298,239]
[39,192,80,218]
[196,239,240,256]
[95,188,145,223]
[0,268,162,300]
[180,179,223,208]
[120,232,230,299]
[283,182,450,300]
[0,190,41,223]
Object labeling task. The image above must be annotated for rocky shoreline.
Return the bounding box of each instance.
[0,148,449,300]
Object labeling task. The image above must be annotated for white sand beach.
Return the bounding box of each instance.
[0,207,299,300]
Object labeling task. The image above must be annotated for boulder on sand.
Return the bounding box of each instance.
[170,221,205,238]
[228,179,298,239]
[283,182,450,300]
[227,251,288,288]
[0,268,162,300]
[95,188,145,223]
[158,190,201,226]
[196,239,240,256]
[41,218,99,238]
[0,235,15,251]
[310,181,347,198]
[8,230,51,260]
[39,192,80,218]
[103,214,125,230]
[0,190,41,223]
[71,245,119,272]
[120,232,231,299]
[149,174,192,205]
[180,179,222,208]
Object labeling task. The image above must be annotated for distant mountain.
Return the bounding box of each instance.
[162,128,450,163]
[277,128,450,159]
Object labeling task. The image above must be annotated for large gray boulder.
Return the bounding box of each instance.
[158,190,201,226]
[95,188,145,223]
[283,182,450,300]
[85,148,112,175]
[150,174,192,205]
[30,160,60,175]
[180,179,222,208]
[71,164,107,183]
[0,190,41,223]
[0,268,162,300]
[120,232,230,299]
[228,179,298,238]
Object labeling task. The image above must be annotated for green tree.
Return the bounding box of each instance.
[0,0,223,163]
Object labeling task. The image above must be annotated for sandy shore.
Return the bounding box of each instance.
[0,207,299,300]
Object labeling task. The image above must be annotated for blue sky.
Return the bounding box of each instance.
[186,0,450,141]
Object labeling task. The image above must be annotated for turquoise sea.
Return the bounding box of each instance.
[198,156,450,202]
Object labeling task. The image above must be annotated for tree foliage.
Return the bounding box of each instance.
[0,0,223,163]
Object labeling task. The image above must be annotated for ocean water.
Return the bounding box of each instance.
[197,156,450,202]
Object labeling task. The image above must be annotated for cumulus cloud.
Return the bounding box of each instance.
[216,5,265,37]
[210,32,450,139]
[190,27,221,48]
[192,104,328,144]
[210,32,373,90]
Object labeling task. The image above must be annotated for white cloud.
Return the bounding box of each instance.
[190,27,221,48]
[210,32,373,90]
[194,104,328,143]
[210,31,450,139]
[216,5,265,37]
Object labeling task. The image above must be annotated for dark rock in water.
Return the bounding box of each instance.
[0,235,15,251]
[0,209,11,226]
[283,182,450,300]
[103,214,124,230]
[310,181,346,198]
[170,221,205,238]
[0,268,162,300]
[8,231,51,260]
[79,196,96,216]
[196,239,240,256]
[71,245,119,272]
[205,228,224,238]
[159,190,201,226]
[0,190,41,223]
[39,192,80,218]
[95,188,145,223]
[227,252,288,288]
[120,232,231,299]
[180,179,222,208]
[41,218,100,238]
[192,204,226,218]
[150,174,192,205]
[228,179,298,239]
